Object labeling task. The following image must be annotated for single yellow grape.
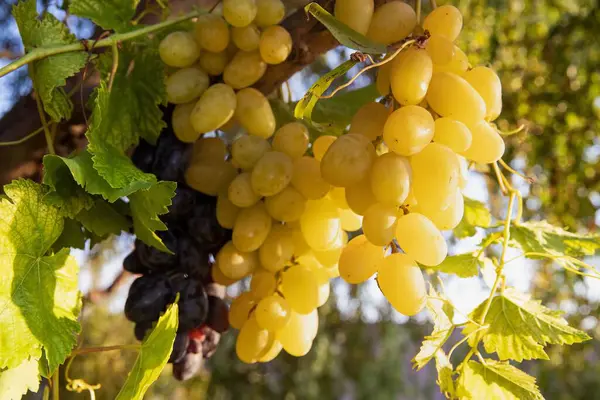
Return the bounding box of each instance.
[339,235,384,284]
[165,67,209,104]
[251,151,294,196]
[216,241,259,279]
[264,186,307,222]
[366,1,416,45]
[254,0,285,27]
[291,156,331,200]
[302,308,319,340]
[228,172,261,208]
[185,161,237,196]
[313,241,343,267]
[190,83,236,134]
[229,292,256,329]
[223,50,267,89]
[259,224,294,271]
[231,24,261,51]
[395,213,447,266]
[259,25,292,65]
[376,61,392,96]
[277,311,314,357]
[198,50,228,76]
[281,265,319,314]
[339,208,363,231]
[236,314,270,363]
[464,66,503,121]
[390,47,433,106]
[376,253,426,316]
[328,187,348,209]
[348,102,389,141]
[314,268,331,307]
[312,135,337,161]
[426,72,487,126]
[426,34,455,65]
[423,5,463,42]
[370,152,411,206]
[232,135,272,171]
[321,134,376,187]
[334,0,374,35]
[233,202,272,252]
[273,122,309,159]
[250,268,277,300]
[433,117,472,153]
[172,102,199,143]
[223,0,257,27]
[212,262,239,286]
[432,45,469,75]
[415,188,464,230]
[255,295,291,331]
[195,14,230,53]
[190,137,228,165]
[362,203,398,246]
[258,339,283,362]
[300,197,341,251]
[235,88,276,138]
[345,176,377,215]
[296,250,324,271]
[289,222,311,258]
[217,193,241,229]
[159,31,200,67]
[460,121,505,164]
[383,105,434,156]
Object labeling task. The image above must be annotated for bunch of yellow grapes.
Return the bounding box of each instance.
[158,0,291,143]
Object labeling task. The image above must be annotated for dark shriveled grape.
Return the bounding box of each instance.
[178,234,212,281]
[135,232,178,271]
[172,352,203,381]
[134,320,153,341]
[152,130,191,182]
[125,275,174,323]
[168,332,190,364]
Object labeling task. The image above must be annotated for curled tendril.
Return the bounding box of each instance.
[64,355,102,400]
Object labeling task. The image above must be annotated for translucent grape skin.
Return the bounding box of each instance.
[228,172,261,208]
[235,88,276,138]
[383,105,435,156]
[195,14,230,53]
[433,117,473,153]
[198,50,229,76]
[254,0,286,27]
[423,5,463,42]
[426,34,455,65]
[366,1,417,45]
[231,24,261,51]
[272,122,310,159]
[426,72,487,126]
[216,241,259,279]
[370,152,411,206]
[339,234,385,284]
[229,292,256,329]
[165,68,209,104]
[191,137,228,165]
[224,50,267,89]
[223,0,257,27]
[281,265,319,314]
[185,161,237,196]
[300,197,341,251]
[345,176,377,215]
[376,253,426,316]
[464,66,503,121]
[264,186,307,222]
[259,224,294,271]
[362,203,398,246]
[236,315,270,363]
[190,83,237,134]
[414,188,464,231]
[277,311,314,357]
[291,156,331,200]
[159,31,200,67]
[460,120,505,164]
[348,102,389,141]
[320,134,376,187]
[232,135,272,171]
[249,269,277,300]
[232,202,272,252]
[259,25,293,65]
[334,0,374,35]
[390,48,433,106]
[216,194,240,229]
[251,151,294,196]
[395,213,447,266]
[255,294,291,331]
[339,208,363,232]
[432,46,469,75]
[172,102,199,143]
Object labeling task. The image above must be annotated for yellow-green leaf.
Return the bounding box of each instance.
[0,359,41,400]
[427,253,480,278]
[454,197,491,238]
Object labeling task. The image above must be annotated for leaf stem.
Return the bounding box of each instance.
[70,344,140,356]
[0,11,203,78]
[52,368,60,400]
[108,42,119,93]
[0,125,46,146]
[31,64,56,155]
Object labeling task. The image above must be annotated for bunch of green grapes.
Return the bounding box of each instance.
[158,0,291,144]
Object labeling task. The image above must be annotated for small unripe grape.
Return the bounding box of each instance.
[191,137,227,165]
[277,311,314,357]
[236,315,270,363]
[339,234,384,284]
[251,151,294,196]
[195,14,230,53]
[232,24,261,51]
[216,194,240,229]
[370,152,411,206]
[321,134,376,187]
[255,0,285,27]
[250,268,277,299]
[291,156,331,200]
[426,34,455,65]
[339,208,363,231]
[426,72,487,126]
[433,118,472,153]
[264,186,306,222]
[300,197,341,251]
[255,295,291,331]
[159,31,200,67]
[186,161,237,196]
[464,66,503,121]
[433,46,469,75]
[367,1,416,45]
[235,88,276,138]
[376,60,392,96]
[228,172,261,208]
[224,51,267,89]
[233,202,272,252]
[259,25,292,65]
[415,188,464,231]
[229,292,256,329]
[362,203,398,246]
[383,105,434,156]
[223,0,257,27]
[212,263,239,286]
[281,265,319,314]
[460,121,505,164]
[390,48,433,106]
[190,83,237,134]
[312,135,336,161]
[376,253,426,316]
[423,5,463,42]
[216,241,259,279]
[345,177,377,215]
[395,213,447,266]
[348,102,388,141]
[334,0,374,35]
[165,68,209,104]
[232,135,271,171]
[198,50,228,76]
[273,122,309,159]
[259,224,294,271]
[172,102,199,143]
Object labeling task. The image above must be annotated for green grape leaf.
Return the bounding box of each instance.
[51,218,86,251]
[87,45,166,151]
[0,359,41,400]
[129,181,176,252]
[453,197,492,238]
[427,253,481,277]
[76,199,131,237]
[270,99,339,140]
[69,0,138,32]
[43,155,95,218]
[434,351,455,398]
[413,287,455,370]
[0,180,81,371]
[115,301,179,400]
[13,0,87,121]
[304,3,387,54]
[457,360,543,400]
[465,288,590,362]
[308,84,380,130]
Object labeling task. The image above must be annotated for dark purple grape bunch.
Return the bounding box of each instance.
[124,126,231,381]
